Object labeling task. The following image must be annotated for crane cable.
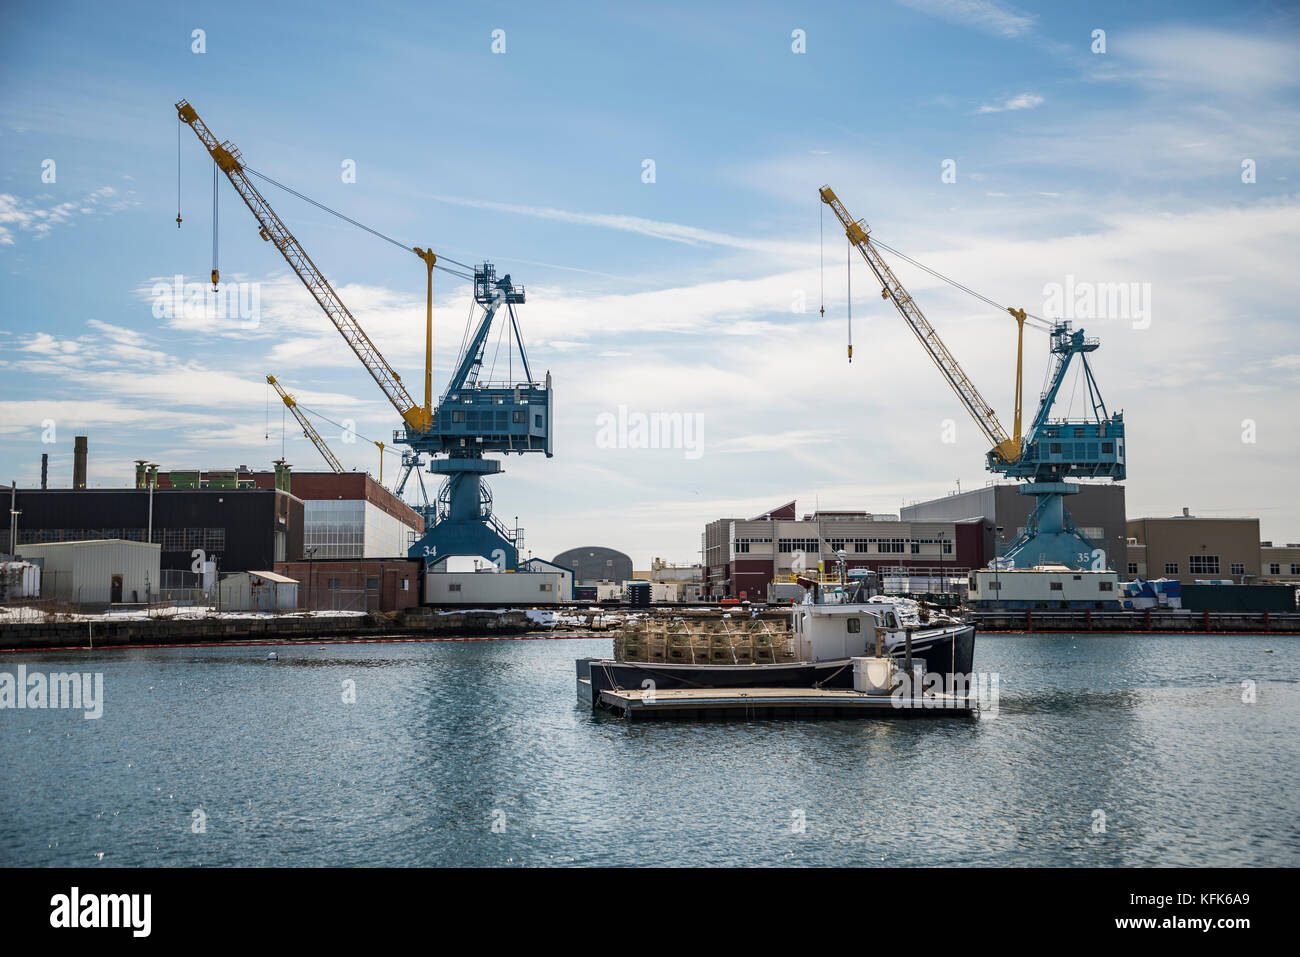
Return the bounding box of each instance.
[211,165,219,288]
[818,200,824,319]
[291,400,405,459]
[872,238,1056,332]
[176,118,183,228]
[241,165,479,283]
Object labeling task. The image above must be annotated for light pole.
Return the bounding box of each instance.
[305,545,317,612]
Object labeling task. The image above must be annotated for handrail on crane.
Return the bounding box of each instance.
[819,184,1025,465]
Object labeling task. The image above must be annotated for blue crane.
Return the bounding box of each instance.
[177,100,552,572]
[821,186,1126,570]
[395,264,552,570]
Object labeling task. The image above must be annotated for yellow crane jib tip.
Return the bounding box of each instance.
[413,247,437,267]
[819,186,837,203]
[1007,306,1027,322]
[210,268,219,290]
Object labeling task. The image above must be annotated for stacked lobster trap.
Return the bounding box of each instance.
[614,617,796,665]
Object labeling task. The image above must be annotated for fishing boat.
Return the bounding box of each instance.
[578,560,975,702]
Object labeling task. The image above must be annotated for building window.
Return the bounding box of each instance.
[366,576,380,590]
[1102,441,1114,454]
[1127,563,1137,575]
[1230,562,1245,576]
[512,410,525,423]
[1164,563,1178,575]
[910,542,920,554]
[205,528,226,551]
[734,541,749,553]
[1269,563,1281,575]
[987,581,1001,590]
[1188,555,1219,575]
[1099,581,1113,591]
[1049,582,1063,591]
[942,542,953,554]
[401,578,409,591]
[1291,564,1300,576]
[452,410,465,423]
[1049,442,1062,454]
[186,527,204,549]
[448,583,461,592]
[847,618,861,633]
[535,414,543,427]
[163,528,186,551]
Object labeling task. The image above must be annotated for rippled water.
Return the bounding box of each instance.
[1,633,1297,866]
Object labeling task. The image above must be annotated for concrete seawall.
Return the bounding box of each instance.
[969,608,1300,633]
[0,608,544,652]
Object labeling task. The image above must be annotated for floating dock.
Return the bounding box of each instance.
[577,658,975,720]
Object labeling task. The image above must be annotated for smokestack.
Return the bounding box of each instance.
[73,436,88,490]
[1182,507,1190,518]
[40,454,48,490]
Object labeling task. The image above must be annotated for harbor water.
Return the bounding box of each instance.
[1,634,1297,867]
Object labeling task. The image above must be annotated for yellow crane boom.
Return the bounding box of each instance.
[820,185,1022,464]
[177,99,430,432]
[267,375,344,473]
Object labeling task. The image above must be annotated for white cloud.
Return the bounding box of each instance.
[897,0,1036,38]
[977,93,1044,114]
[0,187,134,245]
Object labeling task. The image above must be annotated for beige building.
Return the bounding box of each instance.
[1260,542,1300,583]
[1126,512,1261,584]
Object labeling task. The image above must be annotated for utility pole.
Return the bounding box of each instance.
[9,481,18,555]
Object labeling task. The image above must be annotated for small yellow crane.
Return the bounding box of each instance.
[267,375,344,473]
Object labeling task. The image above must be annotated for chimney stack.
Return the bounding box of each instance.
[73,436,88,489]
[40,454,48,490]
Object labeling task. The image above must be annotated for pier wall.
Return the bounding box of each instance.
[969,609,1300,634]
[0,608,540,652]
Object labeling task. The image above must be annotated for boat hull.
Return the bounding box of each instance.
[585,622,975,694]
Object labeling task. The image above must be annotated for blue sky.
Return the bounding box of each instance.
[2,0,1298,565]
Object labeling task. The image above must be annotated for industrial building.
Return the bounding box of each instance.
[2,487,303,577]
[1260,542,1300,583]
[145,465,422,560]
[19,540,161,605]
[901,484,1128,571]
[276,557,423,612]
[423,567,570,605]
[701,500,992,600]
[968,566,1120,610]
[217,570,299,612]
[553,547,633,584]
[1126,512,1261,584]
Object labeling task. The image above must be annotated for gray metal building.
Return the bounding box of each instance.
[20,539,161,605]
[553,546,634,584]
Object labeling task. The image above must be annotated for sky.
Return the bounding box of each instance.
[1,0,1298,566]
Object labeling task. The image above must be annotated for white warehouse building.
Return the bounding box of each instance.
[19,539,161,605]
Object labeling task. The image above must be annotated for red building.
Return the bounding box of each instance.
[275,557,424,612]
